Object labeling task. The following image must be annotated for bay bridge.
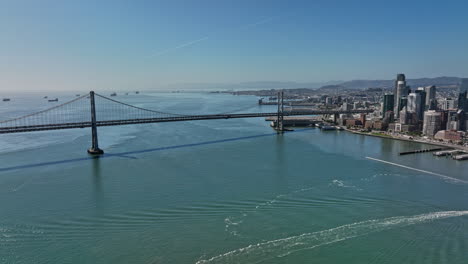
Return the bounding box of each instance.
[0,91,372,154]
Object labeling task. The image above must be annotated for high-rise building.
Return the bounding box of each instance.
[382,94,394,115]
[398,97,408,113]
[383,110,394,124]
[407,92,423,120]
[341,102,351,111]
[394,74,409,118]
[353,102,361,109]
[460,78,468,93]
[393,73,406,97]
[458,78,468,112]
[425,85,437,110]
[423,111,442,137]
[457,79,468,131]
[446,110,462,131]
[440,98,456,110]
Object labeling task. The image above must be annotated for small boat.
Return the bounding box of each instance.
[43,96,48,99]
[48,98,59,102]
[3,98,11,102]
[135,91,139,94]
[110,92,117,96]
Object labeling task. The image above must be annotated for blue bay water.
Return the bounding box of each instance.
[0,92,467,263]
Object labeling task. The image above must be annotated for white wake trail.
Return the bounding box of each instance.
[366,157,468,184]
[196,211,468,264]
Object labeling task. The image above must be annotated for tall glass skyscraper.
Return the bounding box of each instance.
[424,85,437,110]
[382,94,394,115]
[394,74,409,118]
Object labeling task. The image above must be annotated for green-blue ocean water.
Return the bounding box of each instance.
[0,92,467,264]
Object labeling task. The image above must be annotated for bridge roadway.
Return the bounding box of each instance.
[0,109,372,134]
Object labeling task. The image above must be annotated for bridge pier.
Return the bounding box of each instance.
[87,91,104,155]
[276,91,285,133]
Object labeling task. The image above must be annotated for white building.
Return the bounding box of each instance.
[440,98,456,110]
[422,111,442,137]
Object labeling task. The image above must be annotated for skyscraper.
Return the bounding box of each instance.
[394,74,409,118]
[382,94,394,115]
[458,78,468,112]
[425,85,437,110]
[458,78,468,131]
[423,111,442,137]
[415,88,426,119]
[407,92,422,120]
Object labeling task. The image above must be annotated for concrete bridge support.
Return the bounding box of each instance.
[87,91,104,155]
[276,91,285,133]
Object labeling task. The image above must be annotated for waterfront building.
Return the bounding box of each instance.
[446,110,463,131]
[434,130,465,143]
[383,110,394,124]
[425,85,437,110]
[400,107,418,125]
[382,94,394,115]
[422,110,442,137]
[360,113,367,127]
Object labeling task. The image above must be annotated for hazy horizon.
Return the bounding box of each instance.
[1,0,468,91]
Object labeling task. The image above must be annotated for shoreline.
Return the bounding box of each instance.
[345,129,468,152]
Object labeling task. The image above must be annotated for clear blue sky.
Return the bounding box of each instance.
[1,0,468,91]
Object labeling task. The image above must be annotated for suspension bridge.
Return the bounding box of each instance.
[0,91,372,154]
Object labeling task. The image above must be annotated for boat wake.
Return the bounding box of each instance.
[366,157,468,184]
[224,187,316,237]
[197,210,468,264]
[329,179,362,191]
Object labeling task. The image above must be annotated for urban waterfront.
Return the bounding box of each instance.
[1,92,467,263]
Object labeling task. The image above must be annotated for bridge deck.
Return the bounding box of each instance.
[0,110,371,134]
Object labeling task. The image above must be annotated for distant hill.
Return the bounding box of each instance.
[163,80,342,90]
[337,77,461,89]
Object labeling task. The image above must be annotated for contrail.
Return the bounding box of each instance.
[242,16,275,29]
[148,36,209,58]
[365,156,468,184]
[147,16,275,58]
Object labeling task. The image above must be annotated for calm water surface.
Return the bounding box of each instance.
[0,92,467,263]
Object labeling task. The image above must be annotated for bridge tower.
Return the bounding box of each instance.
[276,91,284,132]
[87,91,104,155]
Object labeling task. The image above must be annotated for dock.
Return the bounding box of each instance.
[265,116,321,127]
[433,150,461,157]
[399,148,445,156]
[453,154,468,160]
